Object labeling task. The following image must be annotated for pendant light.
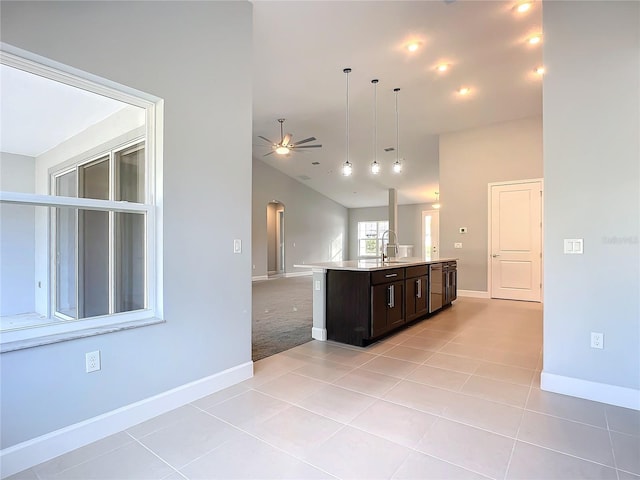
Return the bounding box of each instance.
[342,68,353,176]
[393,87,402,173]
[370,79,381,174]
[432,191,441,209]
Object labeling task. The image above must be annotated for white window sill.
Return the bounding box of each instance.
[0,315,164,353]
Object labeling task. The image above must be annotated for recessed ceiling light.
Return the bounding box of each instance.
[534,66,545,75]
[528,34,542,45]
[457,87,471,95]
[436,63,450,72]
[516,2,532,13]
[407,42,421,52]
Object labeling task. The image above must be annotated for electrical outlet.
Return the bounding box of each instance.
[590,332,604,349]
[86,351,101,373]
[454,242,463,249]
[315,280,321,291]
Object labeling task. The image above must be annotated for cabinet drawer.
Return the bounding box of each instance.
[405,265,428,278]
[371,268,405,285]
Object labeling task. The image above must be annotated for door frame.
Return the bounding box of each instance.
[421,209,440,260]
[487,178,544,300]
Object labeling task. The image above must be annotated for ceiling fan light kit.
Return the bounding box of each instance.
[259,118,322,157]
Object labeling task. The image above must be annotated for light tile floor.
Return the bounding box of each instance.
[9,298,640,480]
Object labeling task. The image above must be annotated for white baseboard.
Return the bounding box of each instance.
[457,290,490,299]
[285,271,313,278]
[312,327,327,341]
[252,275,268,281]
[541,371,640,411]
[0,361,253,479]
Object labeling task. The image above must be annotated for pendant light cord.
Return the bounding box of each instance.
[373,79,378,162]
[394,88,400,162]
[344,68,351,164]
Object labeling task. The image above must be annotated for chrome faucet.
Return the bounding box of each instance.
[381,229,399,262]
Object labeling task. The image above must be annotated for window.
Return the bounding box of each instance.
[357,221,389,258]
[0,47,163,351]
[51,141,147,321]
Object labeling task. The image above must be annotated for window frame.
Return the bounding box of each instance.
[0,45,164,352]
[357,220,389,258]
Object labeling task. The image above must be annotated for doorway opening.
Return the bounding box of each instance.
[267,201,285,278]
[422,210,440,260]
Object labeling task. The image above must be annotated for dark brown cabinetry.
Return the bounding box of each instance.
[371,268,405,337]
[443,261,457,305]
[325,261,456,346]
[405,265,428,322]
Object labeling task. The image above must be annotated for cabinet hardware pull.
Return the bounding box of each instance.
[388,285,395,308]
[416,279,421,298]
[385,273,398,278]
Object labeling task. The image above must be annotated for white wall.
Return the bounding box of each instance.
[0,0,252,452]
[439,117,543,292]
[252,159,348,278]
[542,1,639,408]
[0,153,35,315]
[348,203,433,260]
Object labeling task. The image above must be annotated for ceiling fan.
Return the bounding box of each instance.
[259,118,322,156]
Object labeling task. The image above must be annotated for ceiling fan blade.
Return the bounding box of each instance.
[258,135,275,144]
[263,150,275,156]
[282,133,292,147]
[293,144,322,149]
[291,137,316,146]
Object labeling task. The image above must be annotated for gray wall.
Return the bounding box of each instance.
[252,159,348,277]
[348,203,433,260]
[0,152,36,315]
[439,117,543,291]
[0,1,252,448]
[543,2,639,392]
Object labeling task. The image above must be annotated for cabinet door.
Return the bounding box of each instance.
[371,284,389,337]
[405,278,417,321]
[387,281,404,329]
[415,276,428,316]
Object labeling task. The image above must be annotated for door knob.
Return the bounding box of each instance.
[492,254,500,258]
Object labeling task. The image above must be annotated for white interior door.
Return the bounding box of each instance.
[422,210,440,260]
[490,181,542,302]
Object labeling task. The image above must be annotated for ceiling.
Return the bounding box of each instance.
[0,64,128,157]
[252,1,543,208]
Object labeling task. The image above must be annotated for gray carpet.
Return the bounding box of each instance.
[252,275,313,361]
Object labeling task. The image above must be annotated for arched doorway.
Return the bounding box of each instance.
[266,201,285,277]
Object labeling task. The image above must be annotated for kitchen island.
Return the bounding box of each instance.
[294,258,457,347]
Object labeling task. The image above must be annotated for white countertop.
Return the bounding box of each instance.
[294,257,457,272]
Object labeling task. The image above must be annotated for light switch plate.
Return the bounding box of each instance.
[564,238,583,254]
[233,239,242,254]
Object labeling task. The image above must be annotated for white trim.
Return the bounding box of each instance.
[312,327,327,341]
[285,271,313,278]
[541,371,640,411]
[0,361,253,479]
[457,290,490,299]
[252,275,268,282]
[0,191,150,213]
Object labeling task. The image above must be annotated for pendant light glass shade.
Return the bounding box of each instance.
[432,191,441,209]
[393,87,402,174]
[370,79,380,175]
[342,68,353,176]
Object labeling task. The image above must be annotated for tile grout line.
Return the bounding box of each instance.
[125,431,189,479]
[502,367,535,480]
[604,408,621,480]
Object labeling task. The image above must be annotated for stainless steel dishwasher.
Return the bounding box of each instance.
[429,263,443,313]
